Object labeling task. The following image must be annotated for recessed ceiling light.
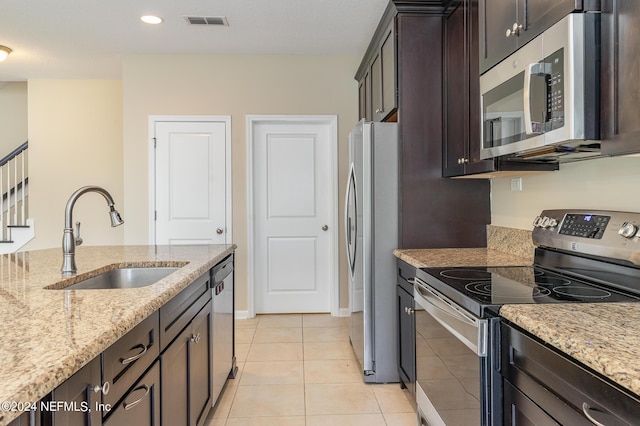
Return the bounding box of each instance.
[141,15,164,25]
[0,46,12,62]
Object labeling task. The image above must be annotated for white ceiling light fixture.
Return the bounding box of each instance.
[0,46,12,62]
[141,15,164,25]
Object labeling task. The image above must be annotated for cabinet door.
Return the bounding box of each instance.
[45,356,102,426]
[161,300,212,426]
[601,0,640,155]
[380,24,397,119]
[103,361,161,426]
[189,301,213,426]
[444,0,496,177]
[161,325,189,426]
[479,0,518,73]
[358,73,371,121]
[444,1,468,176]
[372,24,396,122]
[397,285,416,396]
[370,52,383,121]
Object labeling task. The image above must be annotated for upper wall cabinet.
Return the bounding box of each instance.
[479,0,599,74]
[601,0,640,156]
[444,0,495,176]
[357,21,397,122]
[443,0,559,177]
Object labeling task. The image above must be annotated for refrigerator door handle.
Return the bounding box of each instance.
[344,163,358,278]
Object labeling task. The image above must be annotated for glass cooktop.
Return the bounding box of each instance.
[416,265,640,317]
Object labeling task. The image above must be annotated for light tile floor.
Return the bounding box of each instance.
[205,313,417,426]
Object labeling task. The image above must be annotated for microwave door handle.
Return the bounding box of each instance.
[524,62,552,135]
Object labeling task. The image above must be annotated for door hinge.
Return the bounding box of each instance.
[154,210,157,221]
[153,137,157,148]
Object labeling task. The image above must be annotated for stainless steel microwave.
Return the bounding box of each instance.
[480,13,600,161]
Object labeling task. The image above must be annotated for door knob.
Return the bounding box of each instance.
[216,228,223,234]
[322,225,329,231]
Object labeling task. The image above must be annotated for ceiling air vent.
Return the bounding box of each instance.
[185,16,229,26]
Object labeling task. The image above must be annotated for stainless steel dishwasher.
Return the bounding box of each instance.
[211,254,236,404]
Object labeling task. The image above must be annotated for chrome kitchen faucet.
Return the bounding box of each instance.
[61,186,124,275]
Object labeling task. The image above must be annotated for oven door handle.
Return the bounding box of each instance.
[414,278,477,326]
[413,277,488,356]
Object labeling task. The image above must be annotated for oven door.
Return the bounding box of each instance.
[413,277,491,426]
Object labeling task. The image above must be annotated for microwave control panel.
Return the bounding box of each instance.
[545,48,564,130]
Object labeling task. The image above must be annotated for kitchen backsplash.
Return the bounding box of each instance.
[487,225,535,262]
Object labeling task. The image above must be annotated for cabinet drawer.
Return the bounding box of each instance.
[397,259,416,294]
[502,322,640,425]
[160,272,211,351]
[103,360,160,426]
[102,310,159,408]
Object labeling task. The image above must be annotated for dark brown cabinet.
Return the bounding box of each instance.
[356,1,491,248]
[102,311,159,409]
[357,21,397,122]
[444,0,496,177]
[103,361,160,426]
[396,259,416,399]
[479,0,596,74]
[43,356,102,426]
[501,322,640,425]
[161,299,213,426]
[601,0,640,156]
[30,256,235,426]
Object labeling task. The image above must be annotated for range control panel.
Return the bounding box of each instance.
[558,213,610,239]
[532,210,640,264]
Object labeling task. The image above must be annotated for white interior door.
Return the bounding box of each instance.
[249,116,337,314]
[153,118,231,245]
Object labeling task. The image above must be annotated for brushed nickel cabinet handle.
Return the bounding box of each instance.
[120,344,148,365]
[123,385,150,411]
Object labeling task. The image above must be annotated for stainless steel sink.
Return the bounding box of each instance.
[50,267,180,290]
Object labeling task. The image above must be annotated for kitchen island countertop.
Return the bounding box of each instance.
[501,303,640,397]
[0,244,236,425]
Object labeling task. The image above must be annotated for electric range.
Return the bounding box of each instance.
[413,209,640,426]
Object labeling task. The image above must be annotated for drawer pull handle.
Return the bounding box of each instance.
[582,402,607,426]
[123,385,150,411]
[120,344,148,365]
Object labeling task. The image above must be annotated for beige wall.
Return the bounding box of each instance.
[0,82,28,158]
[491,155,640,229]
[26,79,124,251]
[122,54,360,313]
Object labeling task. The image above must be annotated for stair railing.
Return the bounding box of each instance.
[0,141,28,242]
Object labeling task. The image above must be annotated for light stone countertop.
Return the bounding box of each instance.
[393,247,532,268]
[0,244,236,426]
[501,303,640,397]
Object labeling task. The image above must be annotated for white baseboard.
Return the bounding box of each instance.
[235,309,349,319]
[337,308,350,317]
[235,310,251,320]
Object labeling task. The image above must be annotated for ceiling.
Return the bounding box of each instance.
[0,0,389,81]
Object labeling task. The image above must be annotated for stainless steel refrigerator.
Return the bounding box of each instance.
[345,120,399,383]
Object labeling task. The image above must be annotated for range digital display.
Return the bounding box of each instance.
[559,214,610,239]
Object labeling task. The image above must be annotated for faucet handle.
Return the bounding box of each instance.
[75,221,83,246]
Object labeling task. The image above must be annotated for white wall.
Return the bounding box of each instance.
[26,79,124,251]
[122,54,359,312]
[491,155,640,229]
[0,82,28,158]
